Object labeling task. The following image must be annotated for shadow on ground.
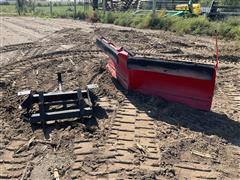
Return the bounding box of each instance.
[30,116,98,140]
[29,104,107,140]
[111,78,240,146]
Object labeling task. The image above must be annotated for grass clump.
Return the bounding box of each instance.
[171,16,212,35]
[101,12,117,23]
[0,4,17,15]
[113,13,134,26]
[147,14,175,30]
[96,12,239,40]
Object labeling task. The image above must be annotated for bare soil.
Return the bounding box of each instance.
[0,17,240,180]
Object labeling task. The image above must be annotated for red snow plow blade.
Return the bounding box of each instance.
[96,37,218,111]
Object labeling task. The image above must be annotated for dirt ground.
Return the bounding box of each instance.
[0,16,240,180]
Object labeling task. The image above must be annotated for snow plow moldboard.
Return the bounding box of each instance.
[96,37,217,111]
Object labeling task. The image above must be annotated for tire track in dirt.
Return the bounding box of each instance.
[0,21,33,47]
[1,20,41,41]
[0,32,57,67]
[0,43,74,67]
[0,49,98,72]
[71,98,165,179]
[2,18,46,39]
[215,66,240,121]
[4,18,56,35]
[134,47,239,66]
[0,43,36,53]
[17,17,61,29]
[1,26,96,69]
[71,96,118,179]
[16,17,83,30]
[0,48,101,102]
[0,137,33,180]
[174,162,220,179]
[109,100,160,172]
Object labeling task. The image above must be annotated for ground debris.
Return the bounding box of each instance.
[15,137,56,154]
[53,168,60,180]
[191,150,214,159]
[20,162,34,180]
[15,136,35,154]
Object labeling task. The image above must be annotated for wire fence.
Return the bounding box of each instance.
[0,0,92,17]
[1,0,192,17]
[1,0,239,18]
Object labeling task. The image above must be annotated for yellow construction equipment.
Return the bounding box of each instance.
[176,0,202,15]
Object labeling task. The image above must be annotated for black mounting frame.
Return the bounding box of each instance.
[18,87,97,124]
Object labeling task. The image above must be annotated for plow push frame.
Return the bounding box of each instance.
[96,36,218,111]
[18,73,98,124]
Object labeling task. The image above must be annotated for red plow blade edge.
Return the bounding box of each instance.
[96,37,218,111]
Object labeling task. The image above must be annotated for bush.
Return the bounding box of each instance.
[217,22,239,39]
[131,15,149,28]
[33,8,48,17]
[148,14,175,30]
[75,11,87,19]
[95,12,240,40]
[189,17,211,34]
[113,13,134,26]
[100,12,117,23]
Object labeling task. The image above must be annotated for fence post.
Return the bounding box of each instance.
[84,0,86,13]
[16,0,21,15]
[152,0,156,14]
[32,0,36,13]
[74,0,77,18]
[103,0,106,14]
[49,1,53,17]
